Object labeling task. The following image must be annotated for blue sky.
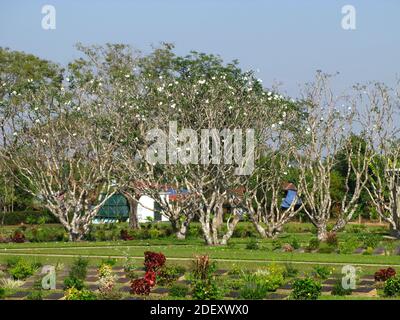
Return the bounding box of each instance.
[0,0,399,96]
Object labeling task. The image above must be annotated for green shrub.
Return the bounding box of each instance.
[338,236,359,254]
[157,265,186,286]
[272,239,282,251]
[69,257,89,280]
[307,237,320,251]
[169,284,189,298]
[246,238,259,250]
[0,287,5,299]
[1,210,58,225]
[232,224,258,238]
[312,265,332,280]
[27,226,66,242]
[283,223,314,233]
[239,264,285,298]
[331,279,352,296]
[291,278,321,300]
[253,264,285,291]
[357,233,381,249]
[28,278,45,300]
[6,257,20,268]
[64,287,97,300]
[318,243,335,254]
[289,236,300,250]
[239,280,269,299]
[123,259,138,280]
[100,258,117,267]
[63,277,85,290]
[283,263,299,278]
[9,259,35,280]
[192,279,222,300]
[384,276,400,297]
[27,290,43,300]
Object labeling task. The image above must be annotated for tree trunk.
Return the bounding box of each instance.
[220,214,241,245]
[176,223,188,240]
[250,219,267,238]
[124,192,140,230]
[317,223,328,241]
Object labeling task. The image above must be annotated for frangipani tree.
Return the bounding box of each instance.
[294,72,371,240]
[361,81,400,237]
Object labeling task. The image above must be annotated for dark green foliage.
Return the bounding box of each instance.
[0,210,58,225]
[246,238,259,250]
[384,276,400,297]
[169,284,189,298]
[312,265,332,280]
[63,256,89,290]
[157,265,186,286]
[291,278,321,300]
[357,233,381,249]
[63,277,85,290]
[192,279,223,300]
[9,259,35,280]
[331,279,352,296]
[69,257,89,280]
[283,263,299,278]
[288,236,300,250]
[307,237,320,251]
[239,281,269,300]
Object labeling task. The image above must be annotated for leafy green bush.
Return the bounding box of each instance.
[272,239,282,251]
[69,257,89,280]
[123,260,138,280]
[246,238,259,250]
[27,291,43,300]
[64,287,97,300]
[312,265,332,280]
[239,264,285,298]
[331,279,352,296]
[9,259,35,280]
[338,236,359,254]
[291,278,321,300]
[283,263,299,278]
[289,236,300,250]
[357,233,381,249]
[318,243,335,254]
[169,284,189,298]
[27,226,66,242]
[157,265,186,286]
[307,237,320,251]
[239,279,269,299]
[0,287,5,299]
[192,279,222,300]
[1,210,58,225]
[384,276,400,297]
[63,276,85,290]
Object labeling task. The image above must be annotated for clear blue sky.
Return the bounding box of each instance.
[1,0,399,96]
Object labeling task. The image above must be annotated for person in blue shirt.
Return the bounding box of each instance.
[281,182,302,210]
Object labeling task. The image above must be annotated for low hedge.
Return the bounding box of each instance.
[0,210,59,225]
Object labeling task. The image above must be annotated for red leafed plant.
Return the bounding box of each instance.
[130,278,151,295]
[144,251,166,272]
[144,271,156,287]
[11,230,26,243]
[374,267,396,282]
[120,229,134,241]
[130,252,166,296]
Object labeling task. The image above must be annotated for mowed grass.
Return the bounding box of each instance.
[1,237,400,267]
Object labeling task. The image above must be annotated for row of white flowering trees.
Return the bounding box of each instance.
[1,44,400,242]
